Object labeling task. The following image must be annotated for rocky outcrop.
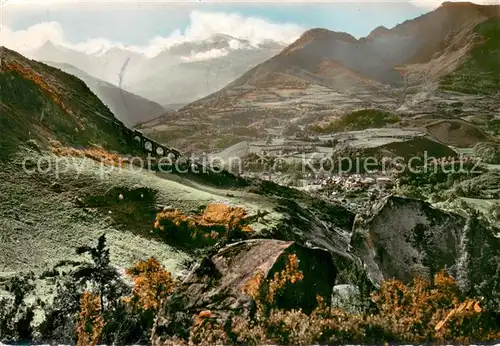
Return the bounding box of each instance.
[351,196,500,306]
[352,196,465,284]
[267,196,356,281]
[154,239,336,340]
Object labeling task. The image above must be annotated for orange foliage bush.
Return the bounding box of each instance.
[370,270,498,343]
[188,269,500,345]
[154,203,253,247]
[76,292,104,346]
[50,140,123,167]
[125,257,175,312]
[244,254,305,309]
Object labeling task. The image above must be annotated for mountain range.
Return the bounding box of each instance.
[136,2,500,152]
[1,5,500,344]
[30,34,286,107]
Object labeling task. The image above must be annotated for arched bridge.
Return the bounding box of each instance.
[111,119,182,161]
[108,117,248,186]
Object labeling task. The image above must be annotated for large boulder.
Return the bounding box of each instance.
[269,197,356,281]
[351,196,500,302]
[154,239,336,339]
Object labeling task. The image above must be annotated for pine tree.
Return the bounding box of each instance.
[74,234,125,312]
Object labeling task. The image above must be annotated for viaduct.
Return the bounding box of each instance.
[112,119,183,162]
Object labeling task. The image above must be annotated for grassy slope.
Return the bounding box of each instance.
[0,146,286,275]
[440,18,500,95]
[0,49,190,275]
[0,48,329,280]
[0,50,134,161]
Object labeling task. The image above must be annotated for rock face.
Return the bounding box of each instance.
[155,239,336,338]
[270,197,355,278]
[351,196,500,301]
[352,196,466,284]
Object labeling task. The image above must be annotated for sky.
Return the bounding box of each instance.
[0,0,497,57]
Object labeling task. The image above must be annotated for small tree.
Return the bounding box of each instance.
[74,234,124,311]
[124,257,176,345]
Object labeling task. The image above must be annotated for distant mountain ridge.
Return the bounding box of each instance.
[139,2,499,152]
[42,61,165,127]
[29,34,288,107]
[179,2,499,110]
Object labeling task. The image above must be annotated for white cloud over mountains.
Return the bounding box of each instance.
[3,0,498,8]
[0,10,303,59]
[2,0,495,60]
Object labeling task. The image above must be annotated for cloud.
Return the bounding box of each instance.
[144,11,304,56]
[0,22,65,53]
[180,48,229,62]
[178,11,303,46]
[0,10,302,60]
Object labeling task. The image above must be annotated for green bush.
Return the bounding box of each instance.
[310,109,400,134]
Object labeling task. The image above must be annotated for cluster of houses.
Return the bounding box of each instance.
[316,174,395,191]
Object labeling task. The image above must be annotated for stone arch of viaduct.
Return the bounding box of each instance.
[111,119,182,161]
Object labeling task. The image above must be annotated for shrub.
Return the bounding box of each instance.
[0,272,36,343]
[76,292,104,346]
[50,140,124,167]
[243,254,305,314]
[188,268,500,344]
[125,257,175,312]
[310,109,400,134]
[474,142,500,164]
[154,203,253,248]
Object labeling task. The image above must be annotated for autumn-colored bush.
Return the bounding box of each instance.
[370,270,499,343]
[188,269,500,345]
[76,292,104,346]
[154,203,253,248]
[244,254,304,312]
[125,257,175,312]
[50,140,124,167]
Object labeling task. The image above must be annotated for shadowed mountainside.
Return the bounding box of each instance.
[42,62,165,127]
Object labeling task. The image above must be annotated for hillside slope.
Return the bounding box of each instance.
[190,2,499,106]
[0,47,131,160]
[439,17,500,95]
